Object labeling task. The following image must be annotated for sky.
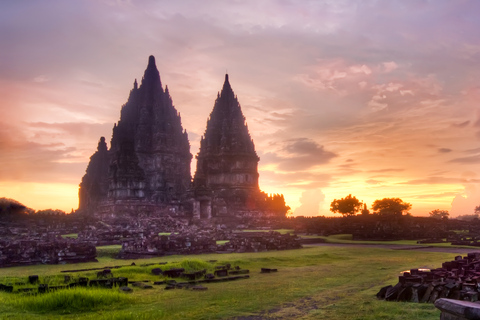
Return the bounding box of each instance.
[0,0,479,217]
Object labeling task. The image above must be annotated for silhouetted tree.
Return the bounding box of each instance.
[372,198,411,217]
[35,209,66,216]
[260,192,291,217]
[330,194,363,216]
[429,209,449,220]
[0,197,34,216]
[475,205,480,216]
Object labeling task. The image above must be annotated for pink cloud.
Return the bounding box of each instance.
[382,61,398,73]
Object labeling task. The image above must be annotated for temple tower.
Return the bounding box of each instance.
[78,137,110,213]
[193,74,260,218]
[78,56,192,216]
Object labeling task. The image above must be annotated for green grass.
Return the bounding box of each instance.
[96,245,122,259]
[0,245,466,319]
[61,233,78,239]
[316,234,473,248]
[10,287,133,314]
[237,229,295,234]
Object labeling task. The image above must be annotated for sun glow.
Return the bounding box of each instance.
[0,182,78,212]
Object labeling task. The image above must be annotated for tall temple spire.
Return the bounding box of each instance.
[79,55,191,216]
[193,74,260,218]
[141,55,162,89]
[221,73,233,98]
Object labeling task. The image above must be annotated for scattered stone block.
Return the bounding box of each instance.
[214,269,228,277]
[37,284,48,293]
[151,268,163,275]
[376,285,391,299]
[28,275,39,284]
[435,298,480,319]
[191,285,207,291]
[163,268,185,278]
[119,286,133,293]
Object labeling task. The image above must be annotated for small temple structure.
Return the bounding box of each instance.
[78,56,288,221]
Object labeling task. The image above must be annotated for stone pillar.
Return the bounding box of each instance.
[206,200,212,219]
[192,200,200,219]
[435,298,480,320]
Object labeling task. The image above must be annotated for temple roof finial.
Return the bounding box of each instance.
[148,55,156,68]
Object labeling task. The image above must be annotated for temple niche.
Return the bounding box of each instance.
[192,74,263,219]
[78,56,192,217]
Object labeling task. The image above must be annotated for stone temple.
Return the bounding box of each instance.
[192,74,262,219]
[78,56,287,220]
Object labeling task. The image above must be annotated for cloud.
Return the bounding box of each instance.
[451,184,480,217]
[453,120,470,128]
[450,155,480,164]
[413,192,458,200]
[263,138,337,172]
[438,148,452,153]
[401,176,479,185]
[382,61,398,73]
[0,121,90,183]
[260,170,331,189]
[367,168,405,173]
[293,189,325,217]
[365,179,383,185]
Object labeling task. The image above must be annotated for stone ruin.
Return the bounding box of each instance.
[377,252,480,304]
[0,240,97,267]
[217,231,302,253]
[0,260,256,294]
[78,55,289,223]
[118,230,302,259]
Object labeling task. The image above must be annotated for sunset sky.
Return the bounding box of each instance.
[1,0,479,217]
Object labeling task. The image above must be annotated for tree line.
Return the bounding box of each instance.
[329,194,457,219]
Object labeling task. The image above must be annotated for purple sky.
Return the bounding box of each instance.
[1,0,479,216]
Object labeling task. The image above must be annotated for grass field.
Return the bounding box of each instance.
[313,234,474,248]
[0,244,468,319]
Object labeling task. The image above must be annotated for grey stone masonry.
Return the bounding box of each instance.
[435,298,480,320]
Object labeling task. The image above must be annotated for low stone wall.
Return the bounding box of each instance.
[118,231,301,258]
[217,232,302,253]
[0,240,97,267]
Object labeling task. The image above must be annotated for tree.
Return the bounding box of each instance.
[0,197,34,216]
[330,194,363,216]
[259,192,291,218]
[429,209,449,220]
[372,198,412,217]
[475,205,480,216]
[35,209,66,216]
